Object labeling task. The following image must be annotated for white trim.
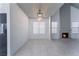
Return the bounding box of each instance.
[49,16,51,40]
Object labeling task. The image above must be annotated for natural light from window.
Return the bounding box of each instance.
[33,22,45,34]
[0,23,4,34]
[52,22,58,33]
[71,22,79,33]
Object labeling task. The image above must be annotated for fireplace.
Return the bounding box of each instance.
[62,33,68,38]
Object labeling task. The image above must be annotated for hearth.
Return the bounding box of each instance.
[62,33,68,38]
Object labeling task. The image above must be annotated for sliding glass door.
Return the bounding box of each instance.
[0,13,7,56]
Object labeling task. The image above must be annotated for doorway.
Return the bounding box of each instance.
[0,13,7,56]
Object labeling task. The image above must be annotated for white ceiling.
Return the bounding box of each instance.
[18,3,64,18]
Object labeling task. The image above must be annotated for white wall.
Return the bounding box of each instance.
[10,4,29,55]
[51,10,60,39]
[71,6,79,39]
[0,3,10,56]
[71,6,79,22]
[29,18,49,40]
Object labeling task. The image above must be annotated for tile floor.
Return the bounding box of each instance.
[15,39,79,56]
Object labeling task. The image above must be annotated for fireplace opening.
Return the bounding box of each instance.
[62,33,68,38]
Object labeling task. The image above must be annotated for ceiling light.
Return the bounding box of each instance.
[37,9,43,21]
[37,13,43,17]
[37,16,43,21]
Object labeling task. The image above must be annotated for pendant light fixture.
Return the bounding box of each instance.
[37,9,43,21]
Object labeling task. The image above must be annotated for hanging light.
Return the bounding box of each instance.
[37,9,43,21]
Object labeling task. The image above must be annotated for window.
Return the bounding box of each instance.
[71,22,79,33]
[33,22,45,34]
[52,22,58,33]
[71,22,79,27]
[33,22,39,34]
[0,23,4,34]
[39,22,45,34]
